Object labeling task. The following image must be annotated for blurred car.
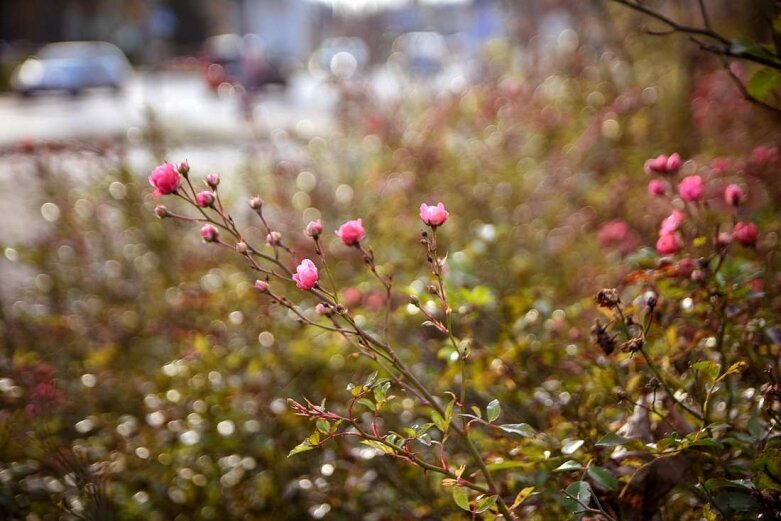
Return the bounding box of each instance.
[309,37,369,79]
[393,32,448,76]
[201,34,288,93]
[11,41,131,96]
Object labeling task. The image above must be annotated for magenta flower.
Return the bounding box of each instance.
[200,224,218,242]
[656,233,682,255]
[647,179,666,197]
[292,259,319,290]
[659,210,685,235]
[732,222,758,246]
[336,219,365,246]
[195,191,215,208]
[305,219,323,238]
[678,175,703,202]
[148,163,181,197]
[419,202,449,227]
[645,153,682,175]
[724,184,744,206]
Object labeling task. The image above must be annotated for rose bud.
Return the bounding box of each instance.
[292,259,319,290]
[305,219,323,238]
[678,175,703,202]
[647,179,666,197]
[155,205,169,218]
[656,232,682,255]
[236,241,248,254]
[254,280,269,292]
[419,202,449,227]
[266,231,282,246]
[200,224,219,243]
[177,161,190,176]
[733,221,758,246]
[335,219,365,246]
[724,184,744,206]
[148,162,181,197]
[315,303,331,315]
[249,196,263,210]
[717,232,732,247]
[206,173,220,189]
[196,191,215,208]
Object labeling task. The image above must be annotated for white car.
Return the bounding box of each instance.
[11,41,131,96]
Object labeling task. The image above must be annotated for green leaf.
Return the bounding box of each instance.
[748,67,781,101]
[487,460,527,472]
[588,466,619,491]
[692,360,720,381]
[316,419,330,434]
[357,398,376,411]
[510,486,535,510]
[595,432,634,447]
[360,439,394,454]
[486,399,501,422]
[499,423,535,437]
[288,442,315,457]
[562,439,585,455]
[562,481,592,514]
[475,495,498,513]
[452,486,471,511]
[554,460,584,472]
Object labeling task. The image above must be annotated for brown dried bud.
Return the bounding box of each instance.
[620,337,644,354]
[594,288,620,309]
[591,320,616,355]
[409,295,420,305]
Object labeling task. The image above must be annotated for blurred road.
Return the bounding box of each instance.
[0,70,337,146]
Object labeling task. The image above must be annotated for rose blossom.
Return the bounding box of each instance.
[678,175,703,202]
[305,219,323,238]
[732,222,758,246]
[148,163,181,196]
[647,179,666,197]
[724,184,744,206]
[336,219,365,246]
[292,259,319,290]
[419,202,449,226]
[659,210,685,235]
[195,191,215,207]
[656,233,682,255]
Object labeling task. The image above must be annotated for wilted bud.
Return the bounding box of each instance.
[266,231,282,246]
[594,288,620,309]
[236,241,248,254]
[591,320,616,355]
[409,295,420,305]
[691,269,705,282]
[155,205,169,218]
[620,337,644,354]
[205,173,220,189]
[254,280,269,292]
[643,291,657,310]
[249,196,263,210]
[426,284,439,295]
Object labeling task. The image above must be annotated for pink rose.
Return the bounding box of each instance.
[305,219,323,238]
[200,224,218,242]
[678,175,703,202]
[292,259,319,290]
[419,202,449,226]
[724,184,744,206]
[336,219,365,246]
[659,210,685,235]
[148,163,181,197]
[732,221,758,246]
[647,179,666,197]
[195,191,215,207]
[656,233,682,255]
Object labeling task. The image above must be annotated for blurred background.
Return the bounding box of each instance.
[1,1,780,519]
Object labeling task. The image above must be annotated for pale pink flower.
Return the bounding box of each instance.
[724,184,744,206]
[148,163,181,197]
[292,259,319,290]
[305,219,323,238]
[659,210,685,235]
[335,219,365,246]
[678,175,703,202]
[419,202,449,226]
